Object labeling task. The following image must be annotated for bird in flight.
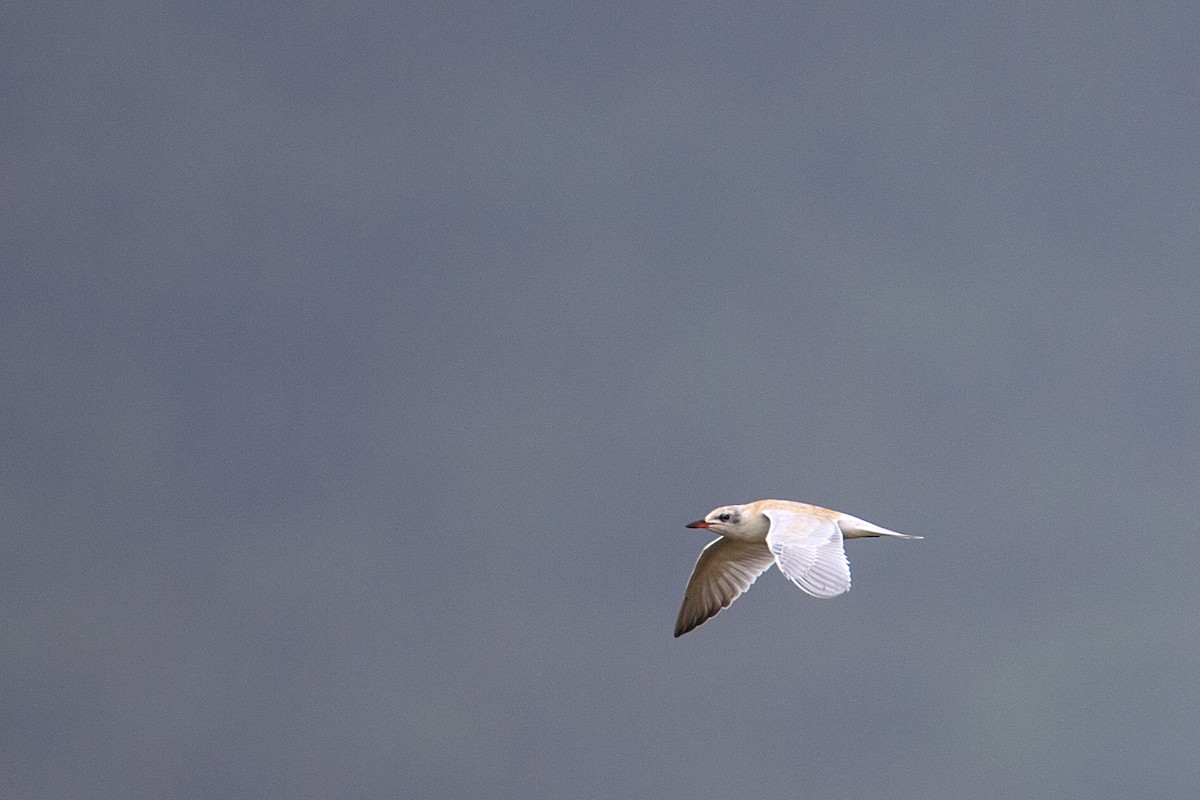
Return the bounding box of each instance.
[675,499,922,637]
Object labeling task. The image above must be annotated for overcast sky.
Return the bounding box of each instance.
[6,2,1200,798]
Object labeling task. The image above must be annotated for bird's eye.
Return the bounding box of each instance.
[718,513,731,522]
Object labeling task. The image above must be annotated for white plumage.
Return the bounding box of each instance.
[675,499,922,637]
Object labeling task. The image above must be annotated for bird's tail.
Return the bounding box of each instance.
[838,514,923,540]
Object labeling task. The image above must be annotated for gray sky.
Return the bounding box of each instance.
[6,2,1200,798]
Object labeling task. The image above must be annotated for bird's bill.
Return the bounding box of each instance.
[685,520,710,529]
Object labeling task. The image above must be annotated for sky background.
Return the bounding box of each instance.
[5,2,1200,798]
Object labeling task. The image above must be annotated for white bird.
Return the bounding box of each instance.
[675,499,921,637]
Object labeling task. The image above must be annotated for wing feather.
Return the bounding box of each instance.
[674,538,775,637]
[763,508,851,598]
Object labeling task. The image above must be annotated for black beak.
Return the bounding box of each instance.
[685,520,710,529]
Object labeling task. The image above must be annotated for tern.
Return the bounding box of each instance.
[675,499,921,637]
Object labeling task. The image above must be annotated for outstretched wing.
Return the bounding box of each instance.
[675,538,776,637]
[763,507,851,598]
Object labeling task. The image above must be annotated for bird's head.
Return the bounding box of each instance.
[686,504,747,537]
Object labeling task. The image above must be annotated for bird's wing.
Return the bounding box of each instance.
[763,507,851,598]
[675,538,776,637]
